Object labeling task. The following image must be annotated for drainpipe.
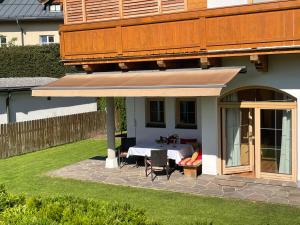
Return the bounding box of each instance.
[15,18,24,46]
[6,92,11,123]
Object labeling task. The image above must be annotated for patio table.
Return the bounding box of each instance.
[127,144,194,164]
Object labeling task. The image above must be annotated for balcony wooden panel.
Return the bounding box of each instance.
[121,19,203,56]
[206,10,295,50]
[293,9,300,38]
[62,28,118,57]
[60,0,300,64]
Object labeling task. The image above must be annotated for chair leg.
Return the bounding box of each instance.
[151,165,154,182]
[145,164,148,177]
[135,156,138,168]
[166,166,170,180]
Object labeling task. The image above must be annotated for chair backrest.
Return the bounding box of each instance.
[121,137,136,152]
[151,150,168,167]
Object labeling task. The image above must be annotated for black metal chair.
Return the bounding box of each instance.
[145,149,170,182]
[118,137,136,168]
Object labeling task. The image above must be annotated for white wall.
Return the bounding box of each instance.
[201,97,219,175]
[126,97,202,145]
[0,91,97,123]
[207,0,278,8]
[207,0,248,8]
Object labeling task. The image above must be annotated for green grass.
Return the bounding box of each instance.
[0,139,299,225]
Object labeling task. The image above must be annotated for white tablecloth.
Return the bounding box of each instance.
[127,144,194,164]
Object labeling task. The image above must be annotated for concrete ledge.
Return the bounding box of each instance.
[105,157,118,169]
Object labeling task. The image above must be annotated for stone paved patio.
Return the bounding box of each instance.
[48,157,300,207]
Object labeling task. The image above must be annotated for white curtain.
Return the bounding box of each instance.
[279,110,291,174]
[226,108,241,167]
[225,93,241,167]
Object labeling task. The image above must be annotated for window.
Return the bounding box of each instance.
[176,98,197,129]
[0,36,6,47]
[40,35,55,45]
[49,4,62,12]
[221,88,295,103]
[145,98,165,128]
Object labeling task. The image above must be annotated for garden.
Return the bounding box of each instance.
[0,139,299,225]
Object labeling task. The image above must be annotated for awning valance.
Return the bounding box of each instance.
[32,67,242,97]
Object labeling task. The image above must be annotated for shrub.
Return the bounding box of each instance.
[0,44,77,78]
[0,187,158,225]
[98,97,127,132]
[0,185,25,213]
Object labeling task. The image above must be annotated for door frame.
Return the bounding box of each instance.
[221,107,255,174]
[219,101,297,182]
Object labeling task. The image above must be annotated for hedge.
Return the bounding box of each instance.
[98,97,127,132]
[0,185,158,225]
[0,44,77,78]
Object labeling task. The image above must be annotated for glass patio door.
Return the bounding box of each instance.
[222,108,255,174]
[259,109,293,177]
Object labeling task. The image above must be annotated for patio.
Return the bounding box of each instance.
[48,156,300,207]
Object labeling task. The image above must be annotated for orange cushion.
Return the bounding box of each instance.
[192,159,202,166]
[191,151,199,161]
[178,157,191,166]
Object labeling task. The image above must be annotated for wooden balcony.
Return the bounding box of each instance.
[60,0,300,66]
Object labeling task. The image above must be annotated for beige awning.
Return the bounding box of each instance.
[32,67,242,97]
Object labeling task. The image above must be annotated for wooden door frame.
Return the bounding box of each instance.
[219,101,297,182]
[221,107,255,174]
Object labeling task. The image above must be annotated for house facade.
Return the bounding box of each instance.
[0,0,63,46]
[0,78,97,124]
[33,0,300,187]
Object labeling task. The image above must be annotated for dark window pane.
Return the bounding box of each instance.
[149,100,164,123]
[48,36,54,43]
[179,101,196,124]
[261,110,275,129]
[0,36,7,46]
[261,129,275,149]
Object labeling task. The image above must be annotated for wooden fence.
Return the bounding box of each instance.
[0,111,119,159]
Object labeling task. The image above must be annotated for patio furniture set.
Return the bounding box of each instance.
[118,136,202,181]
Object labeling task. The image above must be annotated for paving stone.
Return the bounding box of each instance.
[272,191,289,198]
[47,158,300,207]
[268,197,289,205]
[254,179,270,185]
[223,192,247,200]
[222,187,236,193]
[282,181,298,188]
[268,180,289,186]
[247,193,269,202]
[215,179,246,188]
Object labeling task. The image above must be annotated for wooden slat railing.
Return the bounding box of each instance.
[0,111,120,159]
[63,0,187,24]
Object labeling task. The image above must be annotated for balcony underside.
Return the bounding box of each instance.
[60,0,300,66]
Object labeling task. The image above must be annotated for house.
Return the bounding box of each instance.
[0,77,97,123]
[0,0,63,46]
[32,0,300,187]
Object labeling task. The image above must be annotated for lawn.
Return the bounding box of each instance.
[0,139,299,225]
